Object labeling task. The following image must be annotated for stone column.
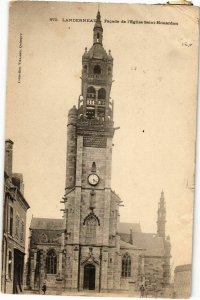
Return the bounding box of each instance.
[58,251,63,277]
[30,250,37,289]
[39,250,45,291]
[141,255,145,284]
[114,253,122,290]
[71,248,79,290]
[101,248,108,291]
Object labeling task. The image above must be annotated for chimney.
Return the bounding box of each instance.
[12,173,24,195]
[4,139,14,177]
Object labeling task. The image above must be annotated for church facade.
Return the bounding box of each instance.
[26,11,171,295]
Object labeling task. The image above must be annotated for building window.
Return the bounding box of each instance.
[87,86,96,100]
[8,251,12,280]
[9,207,13,236]
[86,216,97,243]
[121,253,131,277]
[46,249,57,274]
[98,88,106,100]
[15,214,20,239]
[94,65,101,74]
[20,220,24,242]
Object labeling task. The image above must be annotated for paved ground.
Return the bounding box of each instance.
[24,289,141,297]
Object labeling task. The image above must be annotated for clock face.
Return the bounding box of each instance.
[88,173,99,186]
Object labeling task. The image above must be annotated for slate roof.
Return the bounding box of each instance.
[131,232,165,256]
[118,233,131,244]
[120,240,136,250]
[30,218,65,231]
[174,264,192,273]
[118,222,142,234]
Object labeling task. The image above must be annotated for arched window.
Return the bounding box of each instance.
[83,65,87,72]
[87,86,96,100]
[121,253,131,277]
[98,88,106,100]
[94,65,101,74]
[46,249,57,274]
[85,216,97,243]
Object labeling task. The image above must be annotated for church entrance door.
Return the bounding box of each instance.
[83,264,95,290]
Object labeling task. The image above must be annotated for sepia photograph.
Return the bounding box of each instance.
[1,1,199,298]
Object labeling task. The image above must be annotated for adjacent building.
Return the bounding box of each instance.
[1,139,30,294]
[174,264,192,298]
[26,11,171,295]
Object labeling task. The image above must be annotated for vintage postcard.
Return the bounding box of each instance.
[1,1,199,298]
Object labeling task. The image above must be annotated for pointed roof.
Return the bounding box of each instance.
[83,10,112,61]
[160,189,165,200]
[93,10,103,31]
[87,44,108,59]
[158,190,166,208]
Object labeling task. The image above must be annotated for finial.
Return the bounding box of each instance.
[95,9,102,26]
[96,10,101,21]
[97,4,100,18]
[85,47,87,53]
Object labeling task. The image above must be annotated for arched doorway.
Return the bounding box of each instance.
[83,264,96,290]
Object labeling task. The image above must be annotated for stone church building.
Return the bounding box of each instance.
[26,11,171,295]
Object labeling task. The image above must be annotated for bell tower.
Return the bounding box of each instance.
[63,11,120,291]
[79,10,114,122]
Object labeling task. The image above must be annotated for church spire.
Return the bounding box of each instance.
[93,10,103,45]
[157,190,166,238]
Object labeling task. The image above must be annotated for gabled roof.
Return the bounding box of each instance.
[131,232,165,256]
[118,222,142,234]
[30,218,65,230]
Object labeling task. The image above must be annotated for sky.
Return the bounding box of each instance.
[4,1,199,270]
